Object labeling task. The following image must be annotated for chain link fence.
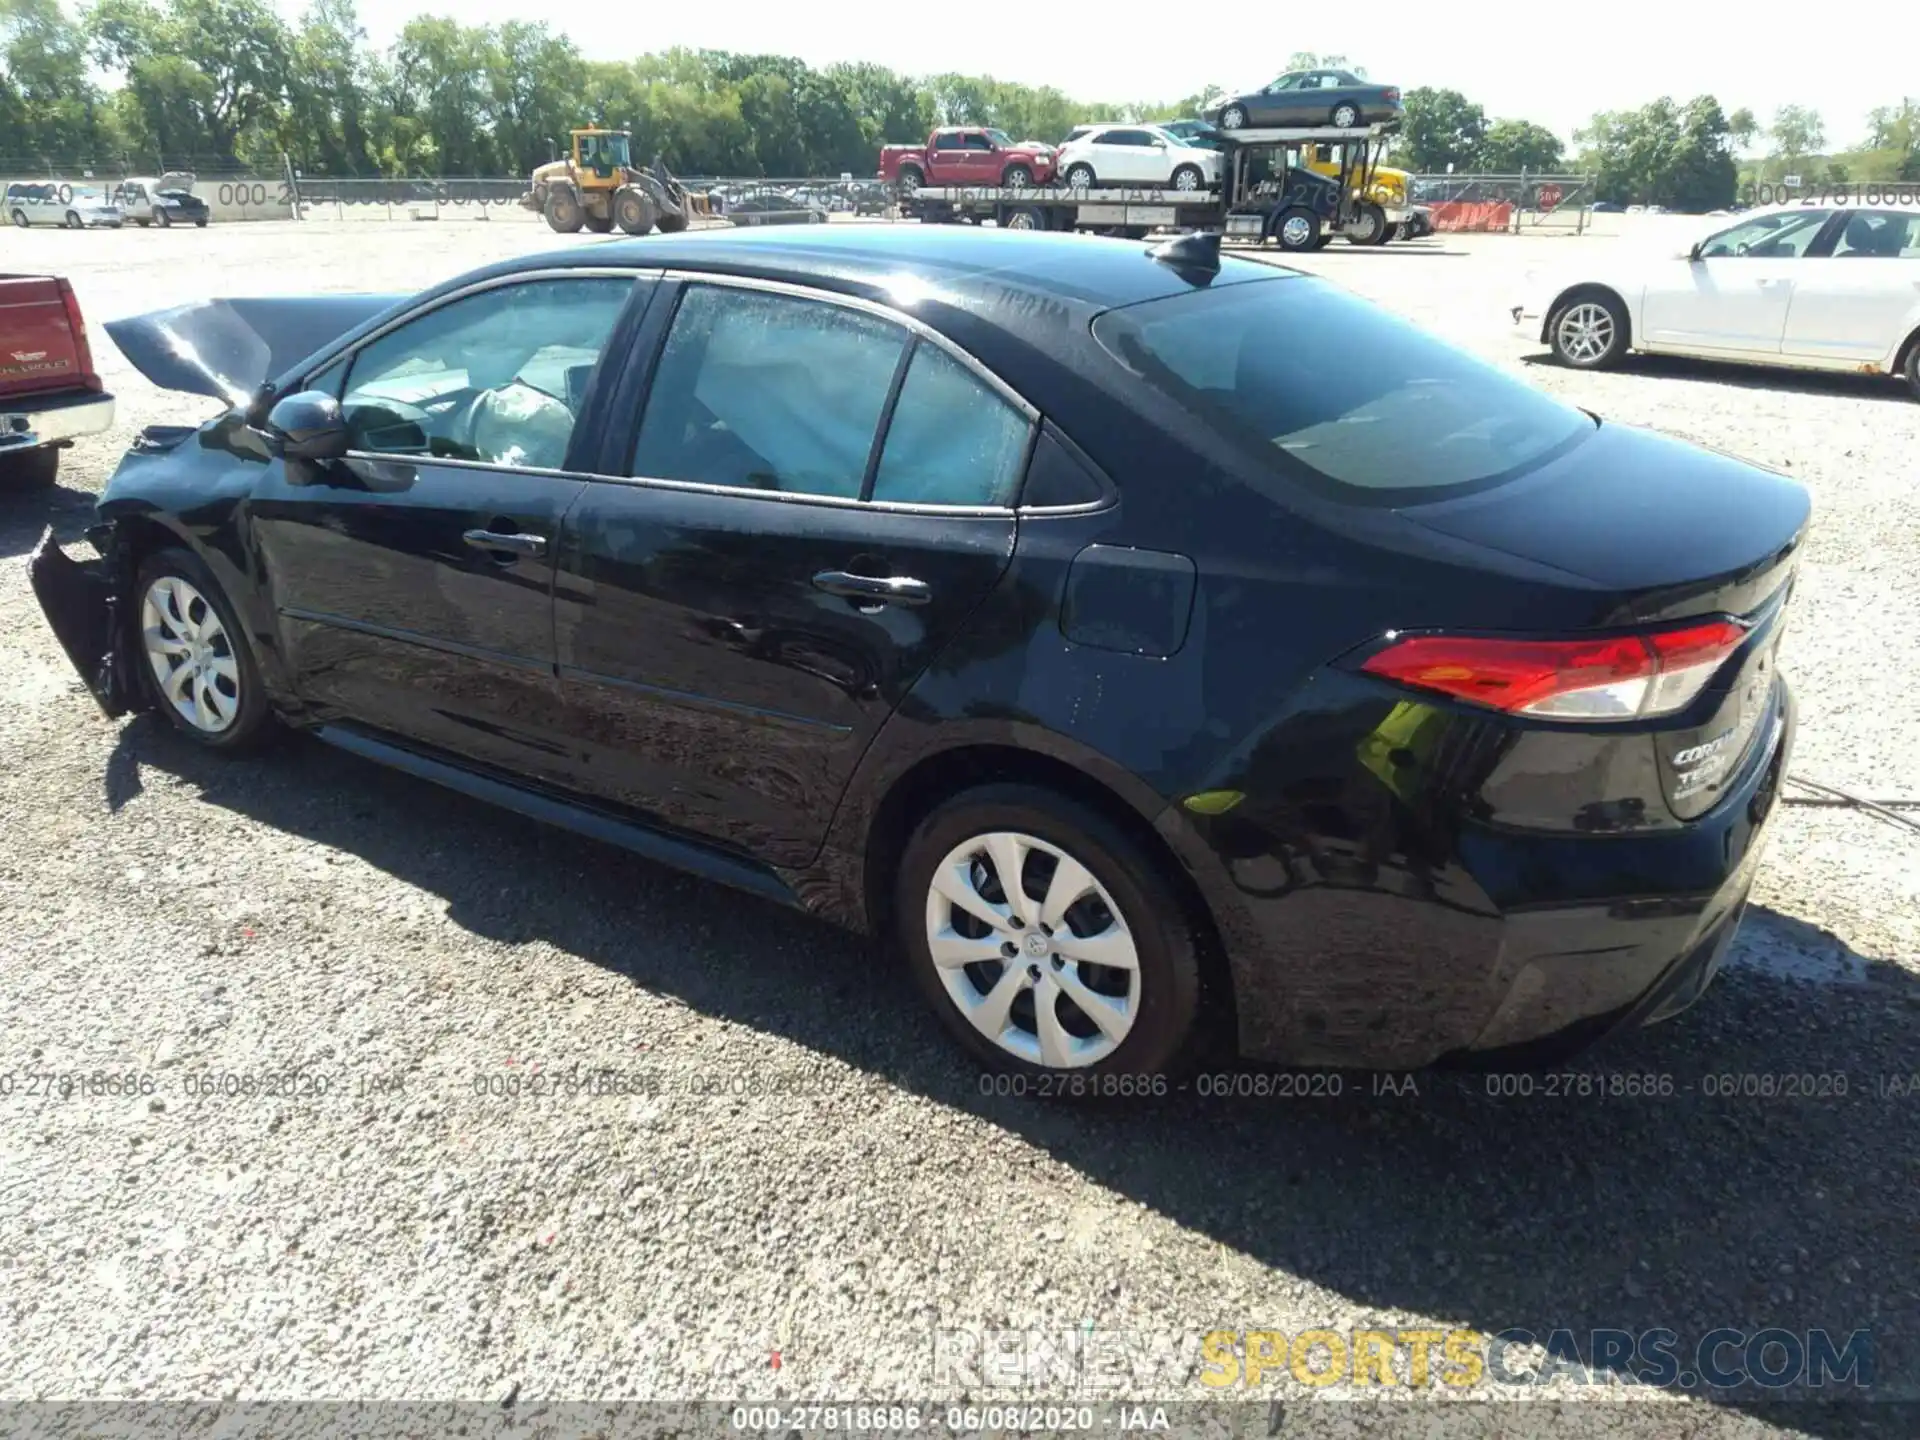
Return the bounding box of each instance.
[1408,173,1595,233]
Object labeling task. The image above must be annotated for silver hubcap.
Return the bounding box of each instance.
[924,830,1141,1069]
[141,576,240,733]
[1069,169,1091,188]
[1007,211,1036,230]
[1006,171,1029,189]
[1557,302,1615,363]
[1335,107,1357,127]
[1281,215,1311,247]
[1223,108,1244,129]
[1174,170,1198,191]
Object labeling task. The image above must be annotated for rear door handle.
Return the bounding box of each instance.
[812,570,932,606]
[463,529,546,557]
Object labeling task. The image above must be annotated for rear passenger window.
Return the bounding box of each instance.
[871,344,1032,507]
[632,286,906,498]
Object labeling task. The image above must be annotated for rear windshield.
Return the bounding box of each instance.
[1092,276,1593,501]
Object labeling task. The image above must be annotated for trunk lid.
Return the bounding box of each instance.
[0,276,90,399]
[1402,420,1807,820]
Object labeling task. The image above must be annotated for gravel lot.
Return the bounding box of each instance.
[2,218,1916,1436]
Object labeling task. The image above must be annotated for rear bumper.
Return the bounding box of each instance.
[1178,680,1794,1070]
[1,390,114,453]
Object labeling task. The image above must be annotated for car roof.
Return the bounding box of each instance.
[520,224,1288,316]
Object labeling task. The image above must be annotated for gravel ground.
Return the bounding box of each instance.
[1,219,1916,1436]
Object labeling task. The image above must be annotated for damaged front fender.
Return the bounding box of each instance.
[28,525,143,719]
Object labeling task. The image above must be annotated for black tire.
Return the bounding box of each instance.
[1547,289,1629,370]
[898,165,925,191]
[1219,105,1247,131]
[896,783,1205,1083]
[613,187,656,235]
[65,211,82,229]
[656,210,689,233]
[1381,221,1401,243]
[1902,334,1920,401]
[1169,164,1204,193]
[1065,163,1096,189]
[133,547,276,752]
[1332,103,1361,128]
[583,213,614,233]
[194,218,208,228]
[1001,205,1046,231]
[135,217,150,228]
[0,446,60,490]
[10,209,28,228]
[543,187,584,234]
[155,207,171,229]
[1272,206,1321,251]
[1001,164,1033,189]
[1345,202,1387,245]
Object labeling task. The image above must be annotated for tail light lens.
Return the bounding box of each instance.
[1384,88,1401,102]
[1360,620,1749,721]
[56,278,101,393]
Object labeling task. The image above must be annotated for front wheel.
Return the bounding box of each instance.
[135,548,275,751]
[1001,205,1045,231]
[1901,337,1920,401]
[1219,105,1247,131]
[1549,291,1628,369]
[613,187,656,235]
[1169,164,1204,192]
[897,784,1203,1081]
[1345,202,1386,245]
[543,187,585,234]
[1381,221,1401,243]
[194,218,208,228]
[1001,164,1032,189]
[1064,163,1096,189]
[10,209,28,228]
[1273,207,1321,251]
[897,165,925,192]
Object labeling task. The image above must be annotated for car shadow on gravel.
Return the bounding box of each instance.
[1521,350,1914,405]
[0,479,97,559]
[114,719,1918,1429]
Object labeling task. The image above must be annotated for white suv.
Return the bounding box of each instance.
[5,182,124,229]
[1056,125,1222,192]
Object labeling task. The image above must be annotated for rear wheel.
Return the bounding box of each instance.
[543,187,584,234]
[0,447,60,490]
[1902,337,1920,401]
[583,213,613,233]
[11,209,28,228]
[194,218,208,228]
[656,210,688,233]
[1170,164,1204,192]
[1332,102,1361,128]
[1273,206,1321,251]
[1381,221,1401,243]
[65,211,82,229]
[135,217,151,228]
[1065,163,1096,189]
[1001,205,1045,231]
[897,784,1203,1082]
[1549,291,1628,369]
[134,548,274,752]
[155,207,171,229]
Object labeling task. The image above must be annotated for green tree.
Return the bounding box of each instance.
[1397,86,1487,172]
[1768,104,1825,162]
[3,0,120,160]
[1478,118,1564,173]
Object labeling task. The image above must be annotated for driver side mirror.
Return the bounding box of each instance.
[263,390,349,463]
[1688,241,1704,262]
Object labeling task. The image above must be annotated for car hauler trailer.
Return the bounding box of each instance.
[901,123,1409,249]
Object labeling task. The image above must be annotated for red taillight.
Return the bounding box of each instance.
[1384,88,1401,102]
[56,278,101,393]
[1360,620,1748,721]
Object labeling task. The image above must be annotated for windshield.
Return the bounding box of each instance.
[579,133,631,170]
[1093,277,1593,501]
[986,129,1016,148]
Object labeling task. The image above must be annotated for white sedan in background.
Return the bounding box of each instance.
[5,181,124,229]
[1055,125,1222,192]
[1516,201,1920,398]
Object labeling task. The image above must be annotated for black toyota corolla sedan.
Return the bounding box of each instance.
[31,225,1805,1080]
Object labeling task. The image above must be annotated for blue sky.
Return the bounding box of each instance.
[306,0,1907,149]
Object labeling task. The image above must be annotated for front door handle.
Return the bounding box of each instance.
[812,570,932,606]
[463,528,547,557]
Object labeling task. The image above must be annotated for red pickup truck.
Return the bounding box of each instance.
[1,275,113,489]
[879,128,1056,191]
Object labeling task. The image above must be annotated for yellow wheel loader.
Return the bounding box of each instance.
[521,129,703,236]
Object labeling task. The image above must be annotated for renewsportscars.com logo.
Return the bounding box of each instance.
[932,1325,1874,1394]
